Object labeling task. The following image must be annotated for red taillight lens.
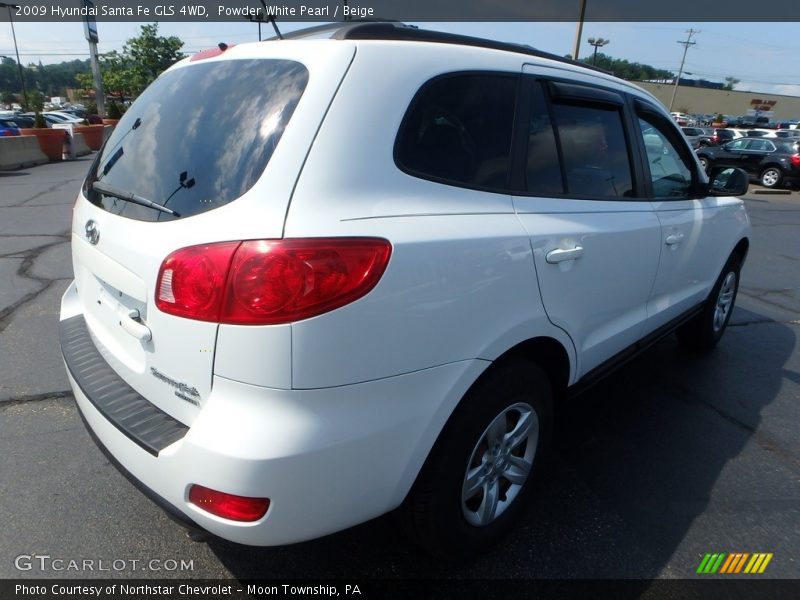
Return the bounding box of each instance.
[155,241,240,321]
[791,155,800,167]
[712,135,719,144]
[156,238,392,324]
[189,484,269,522]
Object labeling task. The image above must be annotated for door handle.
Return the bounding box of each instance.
[665,233,685,246]
[119,308,152,342]
[545,246,584,264]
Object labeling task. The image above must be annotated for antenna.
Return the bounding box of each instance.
[258,0,283,39]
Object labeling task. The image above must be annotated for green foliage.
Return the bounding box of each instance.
[578,52,674,81]
[86,101,98,115]
[126,24,184,93]
[2,57,91,98]
[723,76,740,91]
[76,24,184,102]
[25,90,45,112]
[33,112,47,128]
[106,102,123,119]
[716,113,724,123]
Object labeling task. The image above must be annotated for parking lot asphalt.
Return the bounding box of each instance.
[0,160,798,584]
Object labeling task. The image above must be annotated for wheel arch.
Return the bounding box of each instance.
[495,336,571,401]
[732,236,749,263]
[398,335,571,508]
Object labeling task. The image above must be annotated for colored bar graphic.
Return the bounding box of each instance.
[744,554,760,573]
[734,553,749,573]
[697,554,712,574]
[697,552,772,574]
[720,554,736,574]
[710,553,726,573]
[758,553,773,573]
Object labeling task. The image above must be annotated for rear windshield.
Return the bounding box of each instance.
[84,59,308,222]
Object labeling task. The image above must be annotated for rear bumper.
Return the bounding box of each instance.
[60,280,487,546]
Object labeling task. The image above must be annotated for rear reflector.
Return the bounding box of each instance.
[189,484,269,522]
[791,155,800,167]
[156,238,392,325]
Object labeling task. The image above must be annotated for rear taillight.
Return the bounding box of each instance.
[189,484,269,522]
[791,155,800,167]
[712,135,719,144]
[155,241,240,321]
[156,238,392,324]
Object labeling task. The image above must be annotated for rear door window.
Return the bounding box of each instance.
[84,59,309,222]
[551,102,634,198]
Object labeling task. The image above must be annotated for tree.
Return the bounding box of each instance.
[76,23,184,102]
[723,76,740,91]
[573,52,674,81]
[126,23,184,94]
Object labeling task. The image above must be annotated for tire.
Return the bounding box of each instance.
[402,358,553,560]
[698,156,709,172]
[676,253,741,351]
[760,167,783,188]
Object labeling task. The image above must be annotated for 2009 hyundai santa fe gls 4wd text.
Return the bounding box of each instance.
[60,23,751,559]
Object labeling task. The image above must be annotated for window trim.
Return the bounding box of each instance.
[393,70,522,195]
[513,76,645,201]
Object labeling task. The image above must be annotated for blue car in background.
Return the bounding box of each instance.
[0,118,21,136]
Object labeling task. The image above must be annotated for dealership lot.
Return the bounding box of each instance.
[0,159,798,579]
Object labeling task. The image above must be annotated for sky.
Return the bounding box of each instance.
[1,20,799,97]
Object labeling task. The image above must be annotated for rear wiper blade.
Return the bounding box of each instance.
[92,180,180,217]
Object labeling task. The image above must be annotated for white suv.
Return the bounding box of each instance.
[60,23,750,558]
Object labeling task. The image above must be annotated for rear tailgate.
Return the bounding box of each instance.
[66,42,356,428]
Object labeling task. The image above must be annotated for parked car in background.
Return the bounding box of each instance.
[0,111,34,128]
[768,129,800,140]
[43,111,84,124]
[744,129,771,137]
[681,126,715,148]
[697,137,800,188]
[712,128,745,144]
[0,118,21,136]
[670,111,691,125]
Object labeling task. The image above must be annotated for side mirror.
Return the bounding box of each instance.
[708,166,749,196]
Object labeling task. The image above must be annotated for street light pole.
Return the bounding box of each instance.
[587,37,610,66]
[0,2,28,111]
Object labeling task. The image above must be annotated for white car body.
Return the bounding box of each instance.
[60,24,751,551]
[43,111,84,123]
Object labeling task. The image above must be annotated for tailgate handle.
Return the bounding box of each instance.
[119,309,152,342]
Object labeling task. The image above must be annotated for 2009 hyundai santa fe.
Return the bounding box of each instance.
[60,22,751,559]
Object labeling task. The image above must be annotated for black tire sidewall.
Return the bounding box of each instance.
[698,254,742,345]
[412,359,552,558]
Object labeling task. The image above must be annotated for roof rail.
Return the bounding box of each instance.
[271,21,605,74]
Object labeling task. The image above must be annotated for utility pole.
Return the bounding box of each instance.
[83,0,105,117]
[571,0,588,60]
[669,28,699,111]
[0,2,28,110]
